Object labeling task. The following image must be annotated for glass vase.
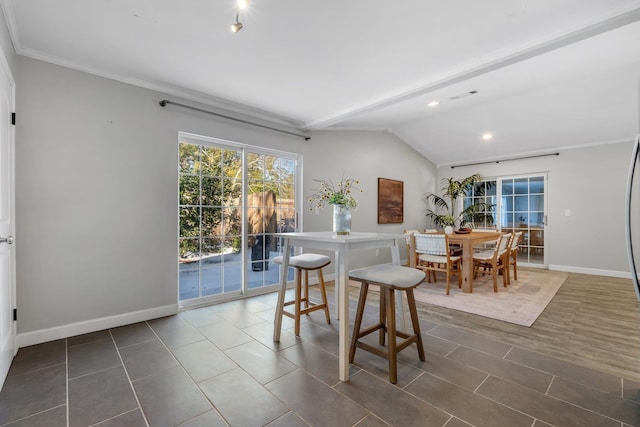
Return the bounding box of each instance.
[332,204,351,235]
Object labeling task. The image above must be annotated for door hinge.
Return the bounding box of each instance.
[11,112,15,125]
[12,308,16,321]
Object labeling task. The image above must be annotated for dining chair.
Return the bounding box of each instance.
[506,231,523,284]
[472,233,512,292]
[413,233,461,295]
[403,229,421,267]
[273,253,331,336]
[471,227,499,252]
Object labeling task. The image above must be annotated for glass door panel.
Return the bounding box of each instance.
[463,174,547,266]
[179,138,299,304]
[246,153,296,289]
[501,175,546,265]
[179,143,244,301]
[463,180,497,228]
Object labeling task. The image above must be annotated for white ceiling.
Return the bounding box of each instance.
[3,0,640,165]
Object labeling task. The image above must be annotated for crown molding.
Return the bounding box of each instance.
[14,44,307,131]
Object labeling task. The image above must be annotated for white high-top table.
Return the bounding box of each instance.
[272,231,405,382]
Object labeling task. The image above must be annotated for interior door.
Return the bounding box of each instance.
[0,59,15,389]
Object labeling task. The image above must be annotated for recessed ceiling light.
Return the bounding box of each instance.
[427,101,439,107]
[237,0,249,9]
[482,133,493,141]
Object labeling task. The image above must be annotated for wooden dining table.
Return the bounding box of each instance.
[448,231,502,293]
[408,230,502,293]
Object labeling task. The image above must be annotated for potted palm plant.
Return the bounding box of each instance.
[425,173,494,232]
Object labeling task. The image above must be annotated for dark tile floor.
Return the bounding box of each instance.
[1,288,639,427]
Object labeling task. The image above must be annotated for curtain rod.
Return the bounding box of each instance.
[159,99,311,141]
[450,152,559,169]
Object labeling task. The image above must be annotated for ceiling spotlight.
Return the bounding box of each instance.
[237,0,249,10]
[427,101,439,107]
[230,12,243,32]
[230,20,243,32]
[482,133,493,141]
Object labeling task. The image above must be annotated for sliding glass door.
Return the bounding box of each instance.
[463,174,547,267]
[246,152,297,289]
[500,176,546,265]
[178,135,299,305]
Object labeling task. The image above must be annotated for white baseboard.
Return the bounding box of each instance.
[548,264,632,279]
[17,304,178,348]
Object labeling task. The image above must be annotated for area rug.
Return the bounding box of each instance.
[412,269,568,327]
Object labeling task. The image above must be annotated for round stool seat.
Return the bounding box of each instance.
[349,264,426,289]
[273,253,332,336]
[273,253,331,270]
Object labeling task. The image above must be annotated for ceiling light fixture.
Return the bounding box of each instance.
[482,133,493,141]
[427,101,439,107]
[230,11,243,33]
[230,0,248,33]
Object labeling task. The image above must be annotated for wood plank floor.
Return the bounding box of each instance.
[342,268,640,382]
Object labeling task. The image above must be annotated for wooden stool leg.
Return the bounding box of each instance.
[294,268,302,336]
[349,283,369,363]
[386,288,398,384]
[304,270,310,308]
[406,289,425,361]
[317,268,331,324]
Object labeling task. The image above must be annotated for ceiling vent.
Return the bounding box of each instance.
[449,90,478,100]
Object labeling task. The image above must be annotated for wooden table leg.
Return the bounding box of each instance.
[461,242,474,293]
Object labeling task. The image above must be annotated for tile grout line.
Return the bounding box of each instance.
[488,373,627,426]
[0,405,67,426]
[144,320,233,425]
[469,375,548,425]
[541,375,630,425]
[545,375,555,395]
[108,328,150,427]
[502,346,514,360]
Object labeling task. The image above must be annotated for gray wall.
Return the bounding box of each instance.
[439,141,634,277]
[301,130,437,269]
[15,57,436,344]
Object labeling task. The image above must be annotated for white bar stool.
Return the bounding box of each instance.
[348,264,426,384]
[273,253,332,336]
